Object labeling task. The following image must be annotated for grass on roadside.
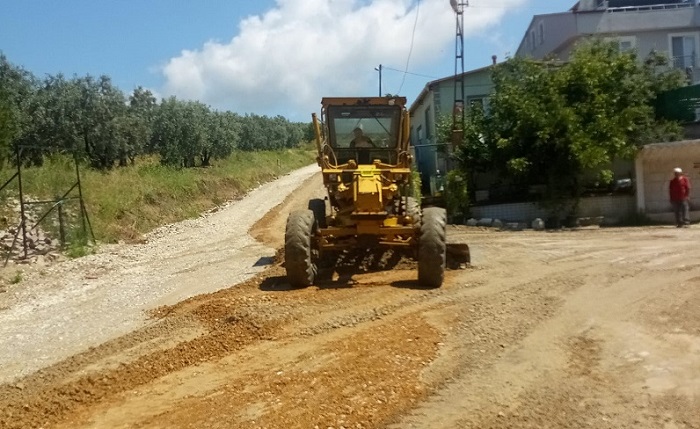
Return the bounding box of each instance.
[0,148,315,245]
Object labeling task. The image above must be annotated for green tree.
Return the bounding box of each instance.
[28,74,129,169]
[152,97,185,166]
[239,114,266,151]
[436,104,493,197]
[472,40,684,212]
[0,89,14,162]
[127,86,158,160]
[75,75,128,169]
[203,111,238,166]
[25,74,80,165]
[152,97,210,167]
[0,54,38,166]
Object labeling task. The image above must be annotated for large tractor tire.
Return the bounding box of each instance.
[418,207,447,288]
[285,210,316,288]
[394,196,421,229]
[308,198,327,228]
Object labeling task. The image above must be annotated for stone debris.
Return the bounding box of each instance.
[531,218,545,231]
[504,222,524,231]
[464,216,604,231]
[476,218,493,227]
[0,198,66,266]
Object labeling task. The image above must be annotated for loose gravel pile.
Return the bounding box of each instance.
[0,165,318,384]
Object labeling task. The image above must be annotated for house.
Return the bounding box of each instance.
[409,65,494,195]
[408,0,700,224]
[516,0,700,81]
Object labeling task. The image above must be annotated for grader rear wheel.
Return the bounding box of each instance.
[285,210,317,288]
[418,207,447,288]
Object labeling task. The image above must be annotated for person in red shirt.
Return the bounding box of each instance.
[669,167,691,227]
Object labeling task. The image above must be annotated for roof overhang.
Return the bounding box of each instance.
[408,65,494,115]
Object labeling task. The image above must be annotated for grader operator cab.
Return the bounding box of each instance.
[284,97,447,288]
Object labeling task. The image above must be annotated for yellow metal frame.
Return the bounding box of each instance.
[311,97,418,252]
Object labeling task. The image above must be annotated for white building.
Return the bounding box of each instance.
[517,0,700,81]
[408,0,700,223]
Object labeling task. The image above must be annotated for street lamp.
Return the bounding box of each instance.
[374,64,382,97]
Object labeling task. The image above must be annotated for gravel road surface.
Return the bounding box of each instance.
[1,165,699,429]
[0,164,318,385]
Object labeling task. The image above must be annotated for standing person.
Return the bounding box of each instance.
[670,167,691,227]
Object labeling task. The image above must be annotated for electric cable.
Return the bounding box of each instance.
[382,65,437,79]
[396,0,421,95]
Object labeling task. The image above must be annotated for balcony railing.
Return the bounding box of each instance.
[607,1,696,12]
[672,54,698,71]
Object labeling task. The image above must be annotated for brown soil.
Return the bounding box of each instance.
[1,175,700,429]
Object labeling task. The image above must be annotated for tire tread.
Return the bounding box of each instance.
[285,210,316,287]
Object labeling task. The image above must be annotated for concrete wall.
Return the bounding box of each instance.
[517,13,577,58]
[639,149,700,214]
[470,195,636,224]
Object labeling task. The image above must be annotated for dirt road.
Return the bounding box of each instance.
[2,168,700,428]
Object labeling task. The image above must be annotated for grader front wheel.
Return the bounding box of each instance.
[285,210,317,288]
[394,196,421,229]
[308,198,327,228]
[418,207,447,288]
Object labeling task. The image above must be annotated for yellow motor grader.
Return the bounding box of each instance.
[285,96,447,288]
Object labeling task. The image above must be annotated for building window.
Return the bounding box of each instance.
[606,36,636,53]
[417,125,424,143]
[619,39,633,52]
[530,30,536,51]
[467,96,490,115]
[538,22,545,45]
[670,33,698,70]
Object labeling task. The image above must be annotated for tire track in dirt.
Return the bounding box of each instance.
[3,168,700,429]
[0,226,556,429]
[1,242,596,429]
[392,228,700,429]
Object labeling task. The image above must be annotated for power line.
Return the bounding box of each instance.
[382,65,437,79]
[396,0,421,95]
[382,65,498,87]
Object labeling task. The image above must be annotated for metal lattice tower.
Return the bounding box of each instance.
[450,0,468,147]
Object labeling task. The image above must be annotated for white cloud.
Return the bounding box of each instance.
[160,0,526,119]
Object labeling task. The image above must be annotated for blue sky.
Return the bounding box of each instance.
[0,0,568,121]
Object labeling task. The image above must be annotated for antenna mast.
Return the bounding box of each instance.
[450,0,468,148]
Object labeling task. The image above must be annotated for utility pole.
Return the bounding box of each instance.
[374,64,383,96]
[450,0,468,149]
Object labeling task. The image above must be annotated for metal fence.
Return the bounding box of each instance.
[655,83,700,123]
[0,147,95,264]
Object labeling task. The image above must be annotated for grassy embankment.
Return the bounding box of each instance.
[3,148,315,247]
